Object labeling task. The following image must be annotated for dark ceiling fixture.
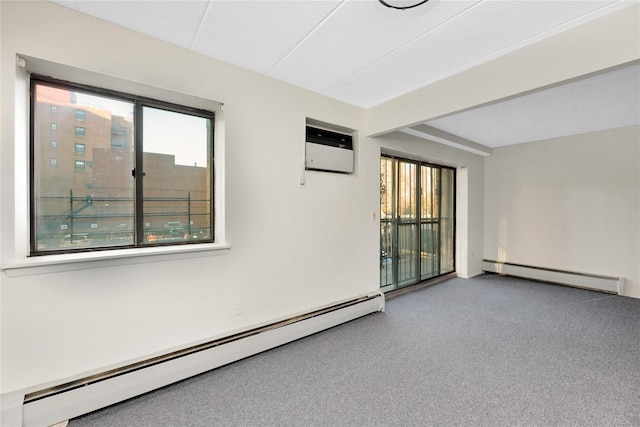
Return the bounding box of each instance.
[379,0,429,10]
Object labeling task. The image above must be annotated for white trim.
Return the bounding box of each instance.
[3,54,227,276]
[457,270,483,280]
[482,260,623,294]
[0,392,25,427]
[2,243,230,278]
[19,294,384,427]
[398,127,492,157]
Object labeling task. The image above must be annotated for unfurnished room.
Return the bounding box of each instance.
[1,1,639,426]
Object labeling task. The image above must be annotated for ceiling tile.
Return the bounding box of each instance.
[191,0,341,74]
[426,63,640,147]
[63,0,210,48]
[267,0,479,92]
[326,0,617,107]
[47,0,637,148]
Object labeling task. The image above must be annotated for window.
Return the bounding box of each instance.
[75,109,86,121]
[50,158,57,166]
[51,123,57,131]
[380,156,455,291]
[51,140,57,148]
[111,125,127,150]
[31,76,215,254]
[51,106,57,113]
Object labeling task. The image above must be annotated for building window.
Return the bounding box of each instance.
[50,158,57,166]
[51,140,57,148]
[75,109,86,121]
[111,126,126,150]
[51,123,57,131]
[31,77,215,254]
[51,106,57,113]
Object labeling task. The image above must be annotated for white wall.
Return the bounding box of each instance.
[8,0,634,408]
[0,1,379,395]
[0,1,483,399]
[484,126,640,298]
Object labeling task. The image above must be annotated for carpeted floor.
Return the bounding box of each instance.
[70,274,640,426]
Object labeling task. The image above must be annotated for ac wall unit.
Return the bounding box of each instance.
[305,126,353,174]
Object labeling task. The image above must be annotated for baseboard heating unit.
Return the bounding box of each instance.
[16,293,384,427]
[482,260,624,295]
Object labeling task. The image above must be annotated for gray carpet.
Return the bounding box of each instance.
[70,274,640,426]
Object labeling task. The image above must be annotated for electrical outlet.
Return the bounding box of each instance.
[233,299,243,315]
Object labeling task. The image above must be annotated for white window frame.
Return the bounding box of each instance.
[5,55,228,276]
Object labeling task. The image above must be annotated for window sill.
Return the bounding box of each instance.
[2,243,230,277]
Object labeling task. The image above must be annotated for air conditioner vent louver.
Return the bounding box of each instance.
[305,126,353,174]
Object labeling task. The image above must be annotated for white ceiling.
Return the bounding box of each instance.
[426,62,640,148]
[50,0,640,149]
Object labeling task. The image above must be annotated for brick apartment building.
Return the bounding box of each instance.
[34,85,210,250]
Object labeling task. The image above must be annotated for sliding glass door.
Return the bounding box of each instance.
[380,156,455,292]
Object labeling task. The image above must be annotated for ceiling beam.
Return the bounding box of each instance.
[365,2,640,137]
[399,124,493,157]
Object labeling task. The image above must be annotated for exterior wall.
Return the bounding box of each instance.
[34,93,135,247]
[484,126,640,298]
[35,95,115,200]
[33,92,211,249]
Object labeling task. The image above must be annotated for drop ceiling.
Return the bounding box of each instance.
[426,62,640,148]
[50,0,640,150]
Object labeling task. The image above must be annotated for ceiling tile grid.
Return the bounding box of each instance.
[52,0,622,108]
[191,0,342,74]
[53,0,209,48]
[47,0,639,149]
[266,0,479,93]
[322,0,618,107]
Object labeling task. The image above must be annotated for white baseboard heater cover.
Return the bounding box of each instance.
[482,260,624,295]
[19,293,384,427]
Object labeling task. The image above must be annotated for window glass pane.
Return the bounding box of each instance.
[397,162,417,219]
[397,162,417,287]
[397,222,418,287]
[142,106,212,244]
[380,158,394,288]
[421,166,439,219]
[33,83,135,251]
